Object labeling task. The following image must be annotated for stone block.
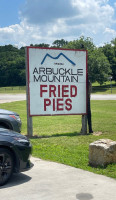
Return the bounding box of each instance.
[89,139,116,167]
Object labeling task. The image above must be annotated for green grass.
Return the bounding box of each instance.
[92,81,116,87]
[0,100,116,178]
[0,86,26,93]
[92,81,116,94]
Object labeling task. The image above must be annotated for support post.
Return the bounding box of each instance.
[81,115,87,135]
[87,81,93,133]
[25,47,33,137]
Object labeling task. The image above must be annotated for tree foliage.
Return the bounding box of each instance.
[63,36,95,51]
[64,36,111,84]
[0,45,25,86]
[52,39,68,48]
[102,39,116,81]
[0,37,115,87]
[30,43,50,48]
[88,48,111,84]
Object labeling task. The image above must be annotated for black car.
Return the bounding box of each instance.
[0,128,33,186]
[0,109,22,133]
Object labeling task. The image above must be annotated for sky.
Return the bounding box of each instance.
[0,0,116,47]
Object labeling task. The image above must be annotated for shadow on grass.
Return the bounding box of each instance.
[92,88,107,93]
[88,163,116,171]
[27,131,91,139]
[92,83,116,94]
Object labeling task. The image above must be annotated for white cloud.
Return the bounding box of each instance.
[104,27,116,36]
[0,0,115,47]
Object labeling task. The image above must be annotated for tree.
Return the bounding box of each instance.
[64,36,111,85]
[30,43,50,48]
[102,39,116,81]
[88,48,111,85]
[52,39,68,48]
[63,36,95,51]
[0,45,25,87]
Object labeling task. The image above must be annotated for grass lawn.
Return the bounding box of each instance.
[0,86,26,93]
[92,81,116,94]
[92,81,116,87]
[0,100,116,178]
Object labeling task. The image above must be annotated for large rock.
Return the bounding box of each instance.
[89,139,116,167]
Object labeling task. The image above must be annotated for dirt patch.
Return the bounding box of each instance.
[93,132,102,136]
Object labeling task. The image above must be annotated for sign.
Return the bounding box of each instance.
[27,47,87,116]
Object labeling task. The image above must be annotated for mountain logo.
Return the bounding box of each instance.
[41,53,76,66]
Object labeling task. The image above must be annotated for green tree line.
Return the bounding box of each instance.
[0,37,115,87]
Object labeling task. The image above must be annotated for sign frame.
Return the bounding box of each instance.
[26,47,88,117]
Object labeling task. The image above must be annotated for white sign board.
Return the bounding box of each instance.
[27,47,87,116]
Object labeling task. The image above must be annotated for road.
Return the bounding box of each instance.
[0,94,116,103]
[91,94,116,100]
[0,94,26,103]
